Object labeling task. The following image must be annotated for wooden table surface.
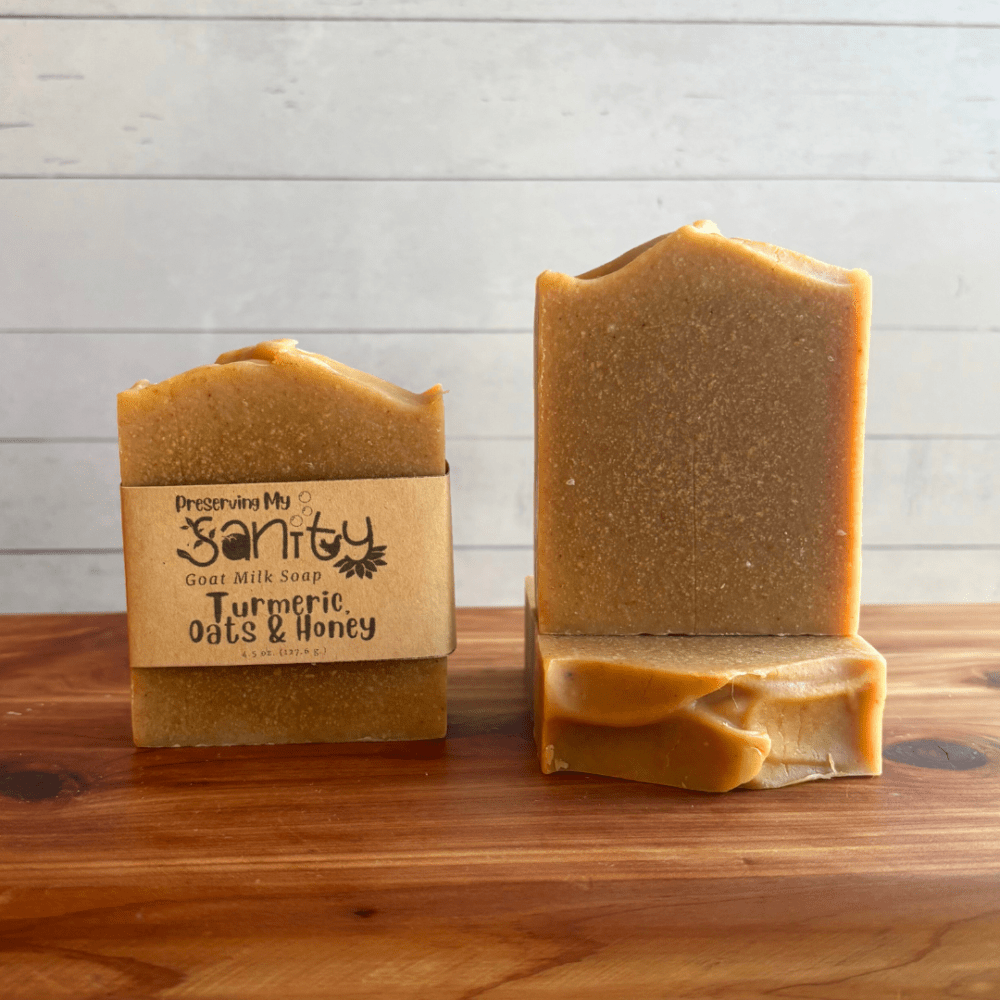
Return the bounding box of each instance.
[1,606,998,999]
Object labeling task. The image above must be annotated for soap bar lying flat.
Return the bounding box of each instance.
[535,221,872,636]
[118,339,448,747]
[526,580,885,792]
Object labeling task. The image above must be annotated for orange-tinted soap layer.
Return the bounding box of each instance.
[526,579,885,792]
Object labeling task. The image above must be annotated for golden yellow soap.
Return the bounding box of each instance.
[526,579,885,792]
[118,339,448,747]
[534,221,872,635]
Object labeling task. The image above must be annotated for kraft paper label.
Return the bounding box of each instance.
[121,476,456,668]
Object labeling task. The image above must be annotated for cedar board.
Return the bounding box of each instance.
[1,606,998,998]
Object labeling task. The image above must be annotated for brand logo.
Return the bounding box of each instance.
[174,490,387,580]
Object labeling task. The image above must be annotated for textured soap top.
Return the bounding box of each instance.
[535,220,871,636]
[118,339,446,487]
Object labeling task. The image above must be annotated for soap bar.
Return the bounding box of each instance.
[118,339,448,747]
[534,221,872,635]
[526,579,885,792]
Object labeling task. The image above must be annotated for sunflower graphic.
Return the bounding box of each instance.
[334,517,387,579]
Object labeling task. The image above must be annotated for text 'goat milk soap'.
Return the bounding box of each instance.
[535,221,871,636]
[118,339,454,747]
[526,580,885,792]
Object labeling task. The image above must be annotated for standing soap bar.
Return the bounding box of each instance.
[118,339,450,747]
[535,221,871,636]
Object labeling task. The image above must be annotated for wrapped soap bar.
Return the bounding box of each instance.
[535,221,872,636]
[526,579,885,792]
[118,340,454,747]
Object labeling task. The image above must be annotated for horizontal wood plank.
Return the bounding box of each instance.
[3,9,997,620]
[867,329,1000,436]
[862,548,1000,605]
[454,544,532,607]
[2,180,997,332]
[2,438,996,549]
[5,545,1000,611]
[0,606,997,997]
[5,545,998,612]
[862,438,1000,545]
[2,1,999,25]
[0,546,536,611]
[0,547,537,611]
[0,439,534,549]
[0,443,122,549]
[2,434,998,608]
[3,20,999,180]
[0,552,127,613]
[3,327,998,439]
[0,331,535,440]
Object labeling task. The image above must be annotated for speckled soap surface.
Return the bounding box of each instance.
[118,339,448,747]
[118,339,446,487]
[534,221,872,636]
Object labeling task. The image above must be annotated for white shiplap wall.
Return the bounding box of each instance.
[1,1,999,611]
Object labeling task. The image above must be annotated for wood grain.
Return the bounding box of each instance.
[0,548,539,612]
[2,9,998,609]
[0,331,535,440]
[2,180,998,331]
[0,438,534,549]
[5,20,999,180]
[4,437,998,549]
[4,0,1000,24]
[5,546,1000,613]
[4,326,998,608]
[6,328,1000,440]
[1,606,998,998]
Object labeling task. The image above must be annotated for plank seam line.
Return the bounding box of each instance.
[0,328,533,335]
[0,437,118,444]
[0,327,995,335]
[450,435,534,441]
[874,325,1000,333]
[1,16,998,28]
[0,436,537,443]
[3,435,997,444]
[0,547,522,555]
[865,434,1000,440]
[0,548,124,555]
[453,544,531,551]
[2,174,999,183]
[865,544,1000,551]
